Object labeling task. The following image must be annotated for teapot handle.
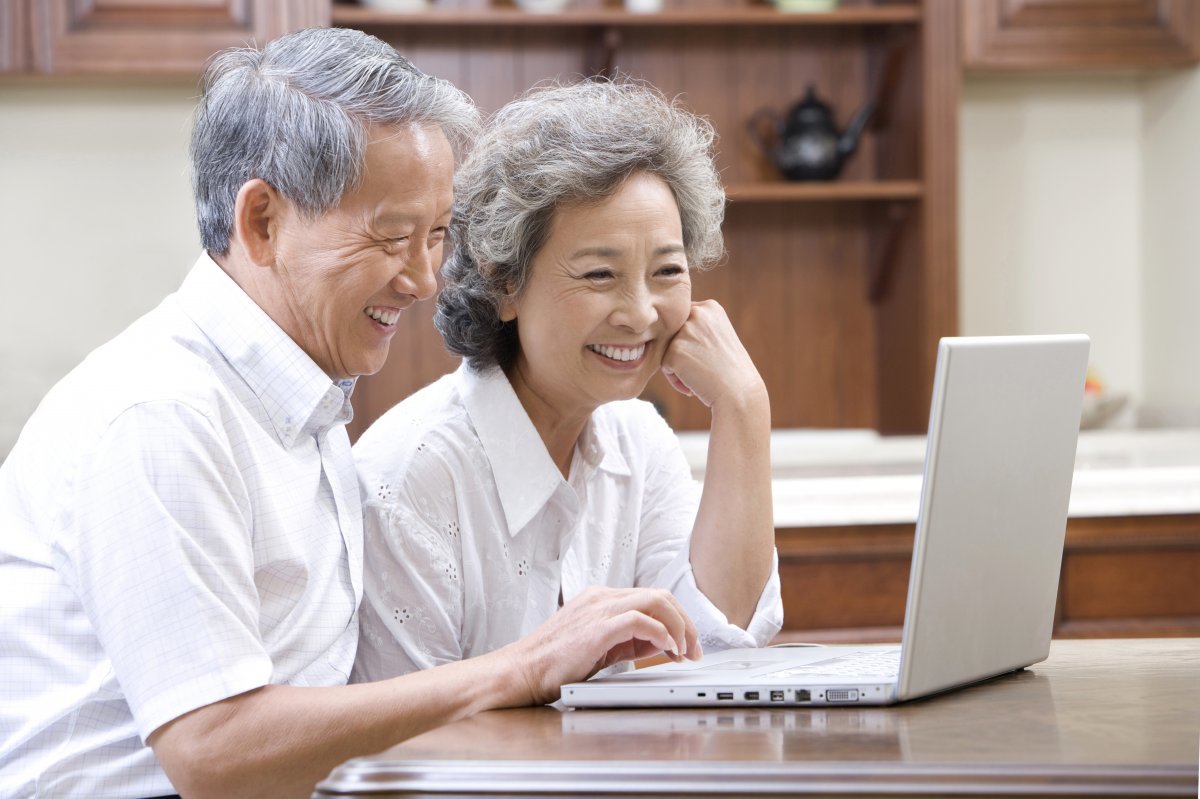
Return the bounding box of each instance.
[745,107,782,161]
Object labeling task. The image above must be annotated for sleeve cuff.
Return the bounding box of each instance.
[135,654,273,743]
[656,548,784,651]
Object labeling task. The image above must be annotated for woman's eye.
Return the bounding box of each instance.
[584,270,614,280]
[657,264,686,277]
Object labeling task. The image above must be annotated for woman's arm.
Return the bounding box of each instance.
[660,300,774,629]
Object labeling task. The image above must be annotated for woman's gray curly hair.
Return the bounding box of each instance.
[436,78,726,372]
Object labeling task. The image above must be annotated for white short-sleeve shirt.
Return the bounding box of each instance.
[351,363,782,683]
[0,254,363,798]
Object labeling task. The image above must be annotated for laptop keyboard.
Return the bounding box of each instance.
[776,649,901,679]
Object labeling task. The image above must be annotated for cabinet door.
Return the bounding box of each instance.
[30,0,329,75]
[1,0,29,72]
[963,0,1200,70]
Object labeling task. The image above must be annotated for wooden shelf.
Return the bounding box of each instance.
[332,4,921,27]
[344,0,961,438]
[726,180,922,203]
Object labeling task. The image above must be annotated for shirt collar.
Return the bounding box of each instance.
[176,253,356,447]
[574,409,633,480]
[460,363,631,536]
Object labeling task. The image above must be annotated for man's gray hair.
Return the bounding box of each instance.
[191,26,479,256]
[436,78,726,373]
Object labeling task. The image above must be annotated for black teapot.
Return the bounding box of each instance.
[747,85,874,181]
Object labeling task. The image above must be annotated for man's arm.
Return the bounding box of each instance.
[149,585,699,799]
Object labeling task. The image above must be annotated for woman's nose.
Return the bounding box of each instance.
[611,284,659,332]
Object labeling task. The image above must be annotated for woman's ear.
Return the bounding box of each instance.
[232,179,280,268]
[498,292,517,323]
[487,264,518,322]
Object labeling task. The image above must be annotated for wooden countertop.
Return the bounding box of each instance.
[317,638,1200,798]
[677,429,1200,527]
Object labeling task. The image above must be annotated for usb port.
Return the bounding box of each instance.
[770,691,785,702]
[795,689,811,702]
[744,691,760,701]
[716,692,734,700]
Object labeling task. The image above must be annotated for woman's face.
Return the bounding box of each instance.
[501,171,693,426]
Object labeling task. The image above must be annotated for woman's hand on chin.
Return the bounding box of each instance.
[660,300,767,413]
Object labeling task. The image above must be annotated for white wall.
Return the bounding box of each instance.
[960,71,1200,429]
[1142,69,1200,428]
[959,76,1144,414]
[3,71,1199,457]
[0,81,199,454]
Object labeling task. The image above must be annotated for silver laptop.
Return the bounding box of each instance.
[562,334,1090,708]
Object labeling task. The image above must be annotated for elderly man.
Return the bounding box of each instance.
[0,27,699,799]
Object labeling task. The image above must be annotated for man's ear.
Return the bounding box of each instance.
[232,179,280,267]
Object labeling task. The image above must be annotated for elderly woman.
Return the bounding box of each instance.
[352,79,782,683]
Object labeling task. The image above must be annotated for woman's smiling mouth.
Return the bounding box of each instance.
[586,342,648,364]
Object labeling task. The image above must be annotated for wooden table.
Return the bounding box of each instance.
[315,639,1200,797]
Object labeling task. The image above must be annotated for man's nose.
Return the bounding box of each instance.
[393,241,439,302]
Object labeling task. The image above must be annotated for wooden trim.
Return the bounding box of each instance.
[332,5,923,28]
[0,0,28,72]
[780,515,1200,553]
[773,625,903,644]
[916,0,959,415]
[29,0,328,75]
[1063,513,1200,550]
[1055,616,1200,638]
[963,0,1200,71]
[872,0,958,434]
[776,523,915,558]
[727,180,923,203]
[776,514,1200,640]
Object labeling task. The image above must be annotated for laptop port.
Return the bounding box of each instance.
[744,691,760,701]
[716,692,734,700]
[826,689,860,703]
[794,689,811,702]
[770,690,785,702]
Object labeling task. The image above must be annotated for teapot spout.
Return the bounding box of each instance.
[838,102,875,157]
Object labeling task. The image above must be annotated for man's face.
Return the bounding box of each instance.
[267,122,455,380]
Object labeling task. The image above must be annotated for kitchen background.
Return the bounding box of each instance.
[3,37,1200,457]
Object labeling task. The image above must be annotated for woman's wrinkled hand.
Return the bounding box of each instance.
[500,585,702,706]
[660,300,766,411]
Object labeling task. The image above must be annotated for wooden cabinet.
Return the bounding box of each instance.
[0,0,28,72]
[962,0,1200,70]
[11,0,326,75]
[774,514,1200,642]
[343,0,961,438]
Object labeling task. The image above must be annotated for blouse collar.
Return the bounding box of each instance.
[460,363,630,536]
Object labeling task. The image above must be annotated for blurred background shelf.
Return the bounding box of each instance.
[331,4,922,27]
[726,180,922,202]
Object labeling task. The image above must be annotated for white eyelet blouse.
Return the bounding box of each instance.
[351,363,783,683]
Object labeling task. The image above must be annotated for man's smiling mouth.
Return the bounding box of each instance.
[365,306,401,325]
